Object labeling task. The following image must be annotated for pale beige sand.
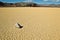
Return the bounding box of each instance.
[0,7,60,40]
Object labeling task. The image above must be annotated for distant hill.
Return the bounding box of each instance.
[15,2,38,7]
[0,1,38,7]
[0,1,60,7]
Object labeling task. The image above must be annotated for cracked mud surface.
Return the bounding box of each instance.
[0,7,60,40]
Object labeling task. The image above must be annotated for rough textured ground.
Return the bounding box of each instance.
[0,7,60,40]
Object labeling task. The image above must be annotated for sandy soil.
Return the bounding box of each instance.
[0,7,60,40]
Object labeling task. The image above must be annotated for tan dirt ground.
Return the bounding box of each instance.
[0,7,60,40]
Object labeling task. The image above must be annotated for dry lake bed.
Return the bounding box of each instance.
[0,7,60,40]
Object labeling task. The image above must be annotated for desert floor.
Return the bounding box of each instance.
[0,7,60,40]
